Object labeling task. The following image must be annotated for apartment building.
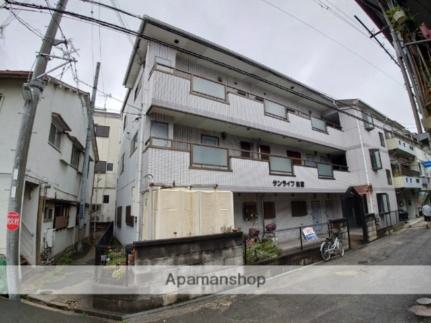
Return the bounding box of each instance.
[384,121,431,219]
[92,109,122,224]
[115,17,398,246]
[0,71,97,264]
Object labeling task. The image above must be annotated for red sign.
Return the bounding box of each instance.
[7,211,20,232]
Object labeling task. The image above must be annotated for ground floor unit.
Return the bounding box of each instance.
[114,185,398,251]
[0,175,90,264]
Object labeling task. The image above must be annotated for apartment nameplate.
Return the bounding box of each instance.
[272,180,305,188]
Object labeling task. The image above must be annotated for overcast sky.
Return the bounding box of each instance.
[0,0,417,131]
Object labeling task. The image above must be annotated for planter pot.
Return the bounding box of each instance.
[393,9,406,25]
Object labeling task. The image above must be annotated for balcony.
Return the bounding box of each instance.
[144,138,350,193]
[393,176,422,189]
[148,64,346,151]
[386,137,415,157]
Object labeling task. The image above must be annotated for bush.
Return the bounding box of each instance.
[245,239,281,264]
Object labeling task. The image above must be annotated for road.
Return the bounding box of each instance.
[133,222,431,323]
[0,223,430,322]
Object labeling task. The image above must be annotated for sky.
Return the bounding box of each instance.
[0,0,418,131]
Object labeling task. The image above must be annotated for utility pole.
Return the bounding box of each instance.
[77,62,100,251]
[6,0,68,300]
[379,2,423,134]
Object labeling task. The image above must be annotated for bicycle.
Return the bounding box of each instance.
[320,232,344,261]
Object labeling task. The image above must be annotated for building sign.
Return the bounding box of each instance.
[272,180,305,188]
[7,211,20,232]
[302,227,317,241]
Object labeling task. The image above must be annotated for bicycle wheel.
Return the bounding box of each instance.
[321,242,331,261]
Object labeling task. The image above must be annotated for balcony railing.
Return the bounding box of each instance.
[145,137,348,178]
[149,63,343,131]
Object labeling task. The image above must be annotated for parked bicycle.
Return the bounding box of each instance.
[320,232,344,261]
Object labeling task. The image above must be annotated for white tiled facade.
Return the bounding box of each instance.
[116,18,405,245]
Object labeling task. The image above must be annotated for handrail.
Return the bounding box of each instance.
[145,137,349,172]
[149,63,343,131]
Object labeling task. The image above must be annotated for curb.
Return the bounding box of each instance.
[24,295,124,321]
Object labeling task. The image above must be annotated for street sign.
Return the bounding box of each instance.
[6,211,20,232]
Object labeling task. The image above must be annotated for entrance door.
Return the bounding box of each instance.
[311,200,322,233]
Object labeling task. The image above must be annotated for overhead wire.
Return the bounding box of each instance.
[2,0,418,134]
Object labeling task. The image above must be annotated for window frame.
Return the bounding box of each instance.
[125,205,134,227]
[48,122,62,150]
[95,125,110,138]
[130,131,138,156]
[95,161,107,174]
[106,162,114,172]
[103,195,109,204]
[116,206,122,228]
[379,132,385,147]
[263,201,276,219]
[243,202,258,221]
[362,111,374,130]
[264,100,288,121]
[386,169,392,185]
[191,76,226,101]
[369,149,382,171]
[201,134,219,146]
[291,200,307,217]
[70,145,81,169]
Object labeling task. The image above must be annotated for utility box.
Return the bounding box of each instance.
[144,188,234,239]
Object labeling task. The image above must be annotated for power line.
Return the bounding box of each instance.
[259,0,403,86]
[3,0,417,134]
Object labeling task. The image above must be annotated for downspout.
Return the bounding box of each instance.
[356,117,374,213]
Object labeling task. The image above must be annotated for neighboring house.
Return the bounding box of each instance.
[92,109,122,223]
[0,71,97,264]
[115,17,399,246]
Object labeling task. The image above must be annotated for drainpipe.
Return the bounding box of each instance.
[356,117,374,213]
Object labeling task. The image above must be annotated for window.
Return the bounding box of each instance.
[369,149,382,171]
[240,141,252,158]
[269,156,293,175]
[264,100,287,120]
[263,201,276,219]
[377,193,390,215]
[48,123,62,149]
[243,202,257,221]
[134,73,143,102]
[54,205,69,230]
[291,201,307,217]
[191,145,228,168]
[123,115,127,130]
[311,117,327,133]
[120,153,125,174]
[44,207,53,222]
[116,206,122,228]
[260,145,271,161]
[362,111,374,130]
[379,132,385,147]
[70,145,80,169]
[103,195,109,204]
[130,131,138,155]
[150,121,169,147]
[317,163,334,179]
[125,205,134,227]
[191,76,225,100]
[287,150,301,166]
[106,163,113,171]
[201,135,219,146]
[155,56,172,72]
[95,161,107,174]
[95,125,110,138]
[386,169,392,185]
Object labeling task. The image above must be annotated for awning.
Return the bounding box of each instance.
[353,185,373,194]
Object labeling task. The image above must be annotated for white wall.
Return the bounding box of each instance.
[0,77,95,260]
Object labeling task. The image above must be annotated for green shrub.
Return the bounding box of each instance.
[246,239,281,264]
